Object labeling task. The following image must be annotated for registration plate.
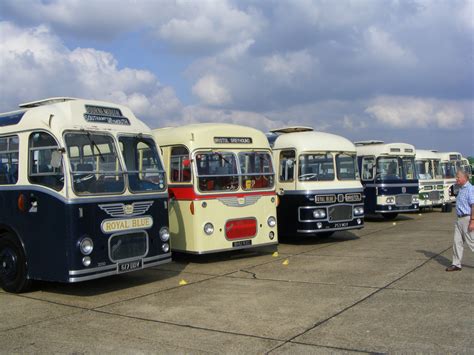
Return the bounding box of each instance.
[334,222,349,228]
[232,240,252,247]
[118,259,142,273]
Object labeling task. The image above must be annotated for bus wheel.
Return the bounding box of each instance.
[0,233,31,293]
[382,213,398,220]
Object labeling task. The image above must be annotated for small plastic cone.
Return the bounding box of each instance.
[282,259,289,266]
[179,279,188,286]
[272,252,279,257]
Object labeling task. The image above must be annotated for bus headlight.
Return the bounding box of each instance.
[79,237,94,255]
[267,216,277,228]
[162,243,170,253]
[313,209,326,219]
[385,196,395,204]
[82,256,91,267]
[204,223,214,235]
[354,206,364,215]
[159,227,170,242]
[412,195,419,203]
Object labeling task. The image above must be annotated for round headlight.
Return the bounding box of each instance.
[159,227,170,242]
[267,216,277,228]
[79,237,94,255]
[269,231,275,240]
[82,256,91,267]
[204,222,214,235]
[313,209,326,219]
[162,243,170,253]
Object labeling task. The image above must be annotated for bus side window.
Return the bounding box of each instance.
[170,146,191,183]
[361,157,375,180]
[29,132,64,191]
[279,150,295,182]
[0,135,19,185]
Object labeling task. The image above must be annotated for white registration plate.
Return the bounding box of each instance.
[118,259,143,273]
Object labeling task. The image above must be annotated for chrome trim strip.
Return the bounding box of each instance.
[68,258,171,283]
[297,225,364,233]
[282,188,363,195]
[298,203,364,223]
[375,208,419,213]
[68,253,171,275]
[364,183,419,188]
[172,241,278,255]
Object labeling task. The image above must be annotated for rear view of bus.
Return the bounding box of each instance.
[356,141,419,220]
[415,150,444,209]
[0,98,170,292]
[153,124,278,254]
[268,127,364,237]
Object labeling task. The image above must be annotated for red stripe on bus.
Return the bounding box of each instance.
[168,185,275,201]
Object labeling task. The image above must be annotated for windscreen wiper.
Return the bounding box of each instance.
[86,132,105,162]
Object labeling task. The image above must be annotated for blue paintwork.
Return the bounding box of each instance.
[277,189,364,236]
[0,187,170,282]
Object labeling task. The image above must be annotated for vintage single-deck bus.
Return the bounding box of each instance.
[461,157,472,176]
[267,127,364,237]
[437,151,461,204]
[153,123,278,254]
[415,149,444,209]
[0,98,171,292]
[355,141,419,220]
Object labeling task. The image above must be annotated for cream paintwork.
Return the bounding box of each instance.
[355,142,416,158]
[0,97,167,201]
[153,124,278,254]
[168,196,277,253]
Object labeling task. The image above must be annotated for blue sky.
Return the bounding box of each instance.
[0,0,472,156]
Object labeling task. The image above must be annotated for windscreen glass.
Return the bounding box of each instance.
[65,132,124,195]
[298,153,334,181]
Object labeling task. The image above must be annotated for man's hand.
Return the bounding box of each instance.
[469,220,474,232]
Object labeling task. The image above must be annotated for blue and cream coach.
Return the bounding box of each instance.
[267,127,364,237]
[0,97,171,292]
[355,141,419,220]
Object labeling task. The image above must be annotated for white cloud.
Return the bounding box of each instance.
[365,96,466,129]
[263,50,318,85]
[192,75,231,106]
[0,21,182,126]
[363,26,417,67]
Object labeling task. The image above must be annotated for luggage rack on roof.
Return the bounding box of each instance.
[354,140,385,146]
[19,97,77,108]
[270,126,314,134]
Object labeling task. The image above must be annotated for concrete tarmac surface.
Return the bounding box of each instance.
[1,210,473,354]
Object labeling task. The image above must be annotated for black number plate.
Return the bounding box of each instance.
[232,240,252,247]
[118,259,142,273]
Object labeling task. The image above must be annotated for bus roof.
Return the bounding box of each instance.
[415,149,441,161]
[0,97,151,136]
[270,126,313,134]
[152,123,271,150]
[272,131,356,153]
[437,152,462,162]
[355,142,416,157]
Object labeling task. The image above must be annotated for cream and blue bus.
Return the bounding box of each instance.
[355,141,419,220]
[437,151,461,203]
[153,124,278,254]
[415,149,444,209]
[267,127,364,237]
[0,98,171,292]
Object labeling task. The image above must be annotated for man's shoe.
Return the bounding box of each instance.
[445,265,462,272]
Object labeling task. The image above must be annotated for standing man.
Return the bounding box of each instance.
[446,170,474,271]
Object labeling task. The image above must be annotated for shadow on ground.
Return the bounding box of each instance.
[278,230,359,245]
[416,249,473,269]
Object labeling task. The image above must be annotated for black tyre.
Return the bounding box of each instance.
[382,213,398,220]
[0,233,31,293]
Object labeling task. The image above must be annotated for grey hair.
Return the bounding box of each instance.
[456,169,470,179]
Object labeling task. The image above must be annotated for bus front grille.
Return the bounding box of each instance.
[396,194,412,206]
[328,205,353,222]
[109,232,148,262]
[429,191,441,201]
